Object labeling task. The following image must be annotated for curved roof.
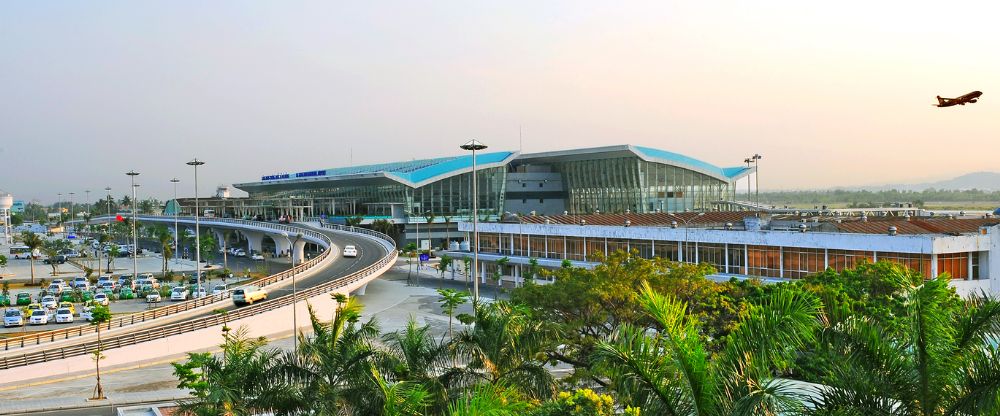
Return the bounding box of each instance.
[236,151,517,191]
[515,145,752,182]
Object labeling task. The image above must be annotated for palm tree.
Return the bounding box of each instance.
[21,231,43,285]
[593,281,821,415]
[274,294,384,414]
[493,256,510,298]
[383,318,451,412]
[448,301,557,400]
[373,366,432,416]
[156,228,174,276]
[173,327,286,415]
[437,288,470,339]
[808,275,1000,416]
[447,382,533,416]
[107,244,120,272]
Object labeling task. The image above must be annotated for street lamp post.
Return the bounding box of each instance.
[744,157,752,208]
[187,159,206,294]
[56,193,62,234]
[126,171,140,280]
[460,139,487,302]
[104,187,112,236]
[170,178,180,265]
[282,231,303,354]
[85,190,90,220]
[68,192,75,232]
[751,154,762,210]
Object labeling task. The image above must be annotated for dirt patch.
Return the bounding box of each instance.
[113,379,179,393]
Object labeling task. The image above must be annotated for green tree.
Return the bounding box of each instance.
[42,238,71,275]
[199,231,218,263]
[437,288,470,339]
[493,256,509,298]
[21,231,43,284]
[447,382,533,416]
[156,227,174,276]
[593,281,821,415]
[173,327,284,415]
[437,254,454,288]
[90,304,112,400]
[107,244,120,272]
[383,318,451,413]
[808,275,1000,415]
[449,301,557,400]
[531,389,629,416]
[403,243,418,286]
[275,294,383,414]
[345,216,364,227]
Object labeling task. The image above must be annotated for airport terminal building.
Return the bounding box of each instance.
[170,145,754,246]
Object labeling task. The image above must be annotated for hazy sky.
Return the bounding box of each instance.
[2,1,998,203]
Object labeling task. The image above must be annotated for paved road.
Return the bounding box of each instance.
[0,224,389,361]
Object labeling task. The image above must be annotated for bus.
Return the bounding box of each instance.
[203,209,216,218]
[9,245,39,260]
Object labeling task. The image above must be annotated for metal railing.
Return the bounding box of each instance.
[0,218,397,369]
[1,218,333,352]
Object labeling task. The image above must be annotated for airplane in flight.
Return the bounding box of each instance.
[935,91,983,107]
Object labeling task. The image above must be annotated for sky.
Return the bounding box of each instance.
[2,1,999,203]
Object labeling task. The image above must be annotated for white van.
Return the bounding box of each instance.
[232,285,267,306]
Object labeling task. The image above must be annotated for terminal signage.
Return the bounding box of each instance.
[419,253,430,262]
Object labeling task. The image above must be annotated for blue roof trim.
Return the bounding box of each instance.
[633,146,750,180]
[259,151,515,186]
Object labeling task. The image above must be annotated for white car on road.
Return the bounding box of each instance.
[4,310,24,327]
[146,292,162,303]
[170,287,190,301]
[29,309,50,325]
[250,253,264,261]
[212,284,228,295]
[342,245,358,258]
[55,308,74,323]
[93,293,110,306]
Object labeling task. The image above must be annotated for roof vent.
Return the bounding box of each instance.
[580,219,586,226]
[812,217,820,223]
[563,211,569,216]
[594,210,600,215]
[725,222,733,230]
[544,219,551,225]
[798,224,807,232]
[530,210,537,216]
[624,219,631,227]
[888,226,897,236]
[671,221,678,229]
[960,211,966,216]
[905,214,911,221]
[861,215,868,222]
[625,209,631,214]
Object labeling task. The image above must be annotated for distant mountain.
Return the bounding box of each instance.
[857,172,1000,192]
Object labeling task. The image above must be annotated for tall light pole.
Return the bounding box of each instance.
[171,178,180,265]
[56,193,62,233]
[126,171,140,280]
[85,190,90,218]
[460,139,487,302]
[751,154,762,211]
[282,231,303,354]
[68,192,75,232]
[104,187,112,237]
[743,157,752,207]
[187,158,205,294]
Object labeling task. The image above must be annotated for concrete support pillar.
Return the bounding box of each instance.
[273,237,291,257]
[243,231,264,254]
[212,228,226,251]
[968,253,974,281]
[931,253,938,277]
[292,239,306,265]
[481,262,487,284]
[354,283,368,296]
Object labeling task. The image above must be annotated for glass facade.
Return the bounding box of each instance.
[247,167,507,218]
[471,232,981,281]
[550,157,734,214]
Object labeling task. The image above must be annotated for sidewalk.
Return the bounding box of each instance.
[0,270,466,415]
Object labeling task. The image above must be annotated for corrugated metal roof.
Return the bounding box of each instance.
[834,218,1000,235]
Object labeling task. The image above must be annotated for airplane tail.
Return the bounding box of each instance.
[936,96,945,106]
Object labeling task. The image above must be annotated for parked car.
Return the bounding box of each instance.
[41,295,59,309]
[342,245,358,258]
[93,293,110,306]
[4,309,24,327]
[211,284,228,295]
[146,292,161,303]
[135,278,159,289]
[51,278,66,286]
[170,287,190,301]
[60,250,81,258]
[250,252,264,261]
[232,285,267,306]
[46,283,65,294]
[15,293,31,306]
[29,309,51,325]
[97,281,117,291]
[55,308,74,323]
[71,277,89,288]
[43,255,67,264]
[234,249,247,257]
[58,302,76,316]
